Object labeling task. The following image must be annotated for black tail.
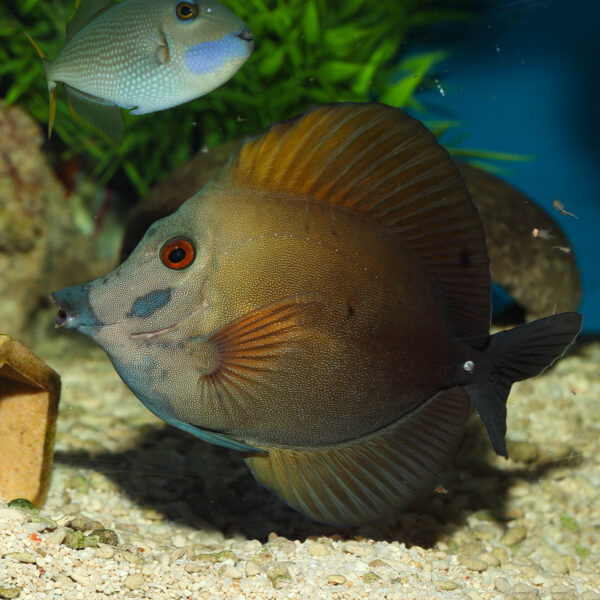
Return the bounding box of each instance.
[465,312,583,458]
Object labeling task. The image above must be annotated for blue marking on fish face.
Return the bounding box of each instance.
[129,288,172,318]
[51,283,104,336]
[183,32,251,75]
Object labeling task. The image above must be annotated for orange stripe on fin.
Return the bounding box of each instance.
[244,386,470,526]
[217,103,491,338]
[192,293,323,404]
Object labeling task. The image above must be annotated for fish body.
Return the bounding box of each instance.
[52,103,582,525]
[30,0,253,143]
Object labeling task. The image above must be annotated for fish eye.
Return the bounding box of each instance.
[175,1,199,21]
[160,238,196,270]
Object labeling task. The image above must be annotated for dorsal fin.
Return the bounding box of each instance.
[216,103,490,338]
[66,0,111,42]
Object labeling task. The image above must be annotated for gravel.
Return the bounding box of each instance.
[0,335,598,599]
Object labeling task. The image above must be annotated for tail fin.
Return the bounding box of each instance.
[466,312,583,458]
[25,33,57,138]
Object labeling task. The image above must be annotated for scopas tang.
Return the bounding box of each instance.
[51,103,582,525]
[28,0,254,144]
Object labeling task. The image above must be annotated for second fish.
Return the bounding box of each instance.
[28,0,254,144]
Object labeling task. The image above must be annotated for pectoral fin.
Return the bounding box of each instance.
[189,293,322,404]
[244,386,471,526]
[64,85,123,145]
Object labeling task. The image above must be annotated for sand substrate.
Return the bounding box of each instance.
[1,335,599,600]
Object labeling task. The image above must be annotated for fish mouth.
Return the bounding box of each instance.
[235,27,254,43]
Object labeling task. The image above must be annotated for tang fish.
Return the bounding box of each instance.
[28,0,254,144]
[51,104,582,525]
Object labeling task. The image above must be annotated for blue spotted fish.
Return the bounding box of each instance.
[27,0,254,144]
[51,103,583,525]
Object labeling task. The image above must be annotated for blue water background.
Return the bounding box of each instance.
[410,0,599,332]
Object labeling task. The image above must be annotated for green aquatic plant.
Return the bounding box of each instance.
[1,0,478,197]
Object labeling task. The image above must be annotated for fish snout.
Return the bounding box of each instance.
[236,27,254,43]
[50,284,100,332]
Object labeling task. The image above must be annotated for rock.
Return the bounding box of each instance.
[492,547,509,565]
[0,103,110,344]
[7,552,37,564]
[512,582,540,599]
[63,529,100,549]
[458,555,488,572]
[123,573,144,590]
[192,550,236,563]
[95,545,115,559]
[0,587,22,599]
[217,564,243,579]
[363,572,381,583]
[434,580,459,591]
[45,526,66,546]
[67,515,104,532]
[369,559,389,568]
[184,562,204,574]
[307,542,328,557]
[91,528,118,546]
[6,498,38,515]
[343,541,369,557]
[0,337,60,507]
[25,516,57,533]
[495,577,512,593]
[245,561,260,577]
[501,525,528,546]
[267,564,291,588]
[328,574,346,585]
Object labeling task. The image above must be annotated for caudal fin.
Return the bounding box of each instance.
[466,312,583,458]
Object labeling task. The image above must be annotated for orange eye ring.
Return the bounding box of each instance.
[160,238,196,270]
[175,1,199,21]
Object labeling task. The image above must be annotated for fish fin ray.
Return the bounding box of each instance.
[64,84,123,145]
[25,32,47,60]
[466,312,582,458]
[244,386,470,525]
[66,0,112,43]
[192,292,322,400]
[218,103,490,338]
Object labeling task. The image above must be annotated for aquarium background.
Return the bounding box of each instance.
[411,0,599,332]
[0,0,595,337]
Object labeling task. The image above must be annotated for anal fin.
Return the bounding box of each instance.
[64,85,123,145]
[244,386,471,526]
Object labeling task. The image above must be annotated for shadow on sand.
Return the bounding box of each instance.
[52,384,583,546]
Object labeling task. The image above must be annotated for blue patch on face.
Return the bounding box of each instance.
[130,288,172,318]
[184,33,249,75]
